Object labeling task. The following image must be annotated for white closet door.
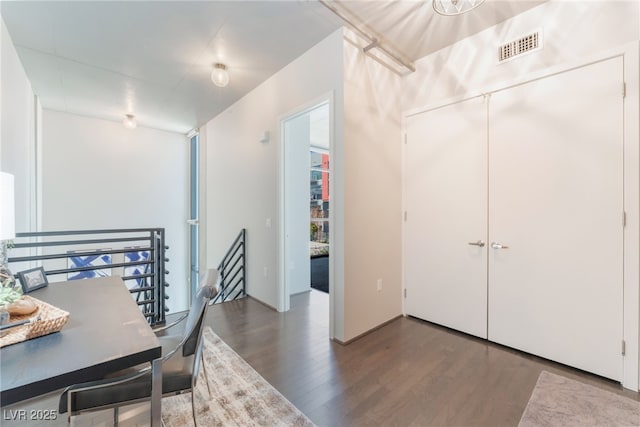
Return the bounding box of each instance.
[405,97,487,338]
[488,57,624,380]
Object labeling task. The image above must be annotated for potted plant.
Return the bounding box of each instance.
[0,241,21,324]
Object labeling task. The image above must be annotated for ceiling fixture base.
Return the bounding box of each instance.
[123,114,137,129]
[433,0,486,16]
[211,63,230,87]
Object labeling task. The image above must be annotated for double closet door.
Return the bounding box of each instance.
[404,57,624,381]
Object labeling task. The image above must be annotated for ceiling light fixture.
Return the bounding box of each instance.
[433,0,485,16]
[123,114,137,129]
[211,63,230,87]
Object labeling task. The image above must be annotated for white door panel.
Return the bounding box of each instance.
[488,57,624,380]
[405,97,487,338]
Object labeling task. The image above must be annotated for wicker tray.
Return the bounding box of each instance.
[0,295,70,348]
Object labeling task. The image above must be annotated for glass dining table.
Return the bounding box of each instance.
[0,276,162,425]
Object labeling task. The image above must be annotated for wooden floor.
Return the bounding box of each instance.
[206,290,640,427]
[4,290,639,426]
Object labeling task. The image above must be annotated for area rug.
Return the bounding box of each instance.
[518,371,640,427]
[162,327,315,427]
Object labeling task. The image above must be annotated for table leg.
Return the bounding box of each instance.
[151,358,162,426]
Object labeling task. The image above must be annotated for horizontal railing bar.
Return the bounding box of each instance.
[136,299,155,305]
[14,236,152,249]
[222,265,243,288]
[44,260,155,276]
[8,246,155,263]
[222,292,241,303]
[129,286,154,293]
[220,249,243,276]
[15,228,161,238]
[223,289,242,302]
[218,231,244,268]
[218,247,243,276]
[222,242,243,264]
[223,279,243,299]
[221,255,243,279]
[122,273,154,281]
[212,275,242,304]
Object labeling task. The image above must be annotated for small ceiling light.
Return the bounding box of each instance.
[211,63,230,87]
[123,114,137,129]
[433,0,485,16]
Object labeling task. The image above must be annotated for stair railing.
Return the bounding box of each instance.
[7,228,168,325]
[211,228,246,304]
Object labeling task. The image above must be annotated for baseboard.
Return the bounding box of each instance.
[246,295,279,312]
[332,314,403,345]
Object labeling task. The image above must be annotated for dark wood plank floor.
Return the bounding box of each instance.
[205,290,640,427]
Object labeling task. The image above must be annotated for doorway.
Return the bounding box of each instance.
[309,112,330,294]
[280,99,331,315]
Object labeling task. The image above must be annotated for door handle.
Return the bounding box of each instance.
[468,240,485,247]
[491,242,509,249]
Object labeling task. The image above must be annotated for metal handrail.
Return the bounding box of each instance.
[8,228,168,325]
[211,229,246,304]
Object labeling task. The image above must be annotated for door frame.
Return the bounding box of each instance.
[188,130,200,301]
[278,93,335,338]
[402,41,640,391]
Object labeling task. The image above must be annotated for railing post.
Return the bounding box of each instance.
[158,229,167,325]
[241,228,246,297]
[221,264,226,302]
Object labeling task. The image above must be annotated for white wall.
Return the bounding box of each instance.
[403,0,640,110]
[0,16,38,233]
[342,33,404,340]
[41,110,190,312]
[205,29,345,323]
[205,27,405,342]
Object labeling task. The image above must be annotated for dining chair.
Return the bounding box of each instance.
[59,268,219,426]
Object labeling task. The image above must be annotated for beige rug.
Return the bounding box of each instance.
[519,371,640,427]
[162,327,315,427]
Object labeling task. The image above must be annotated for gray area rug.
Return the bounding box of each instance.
[519,371,640,427]
[162,327,315,427]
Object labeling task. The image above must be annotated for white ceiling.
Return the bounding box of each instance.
[0,1,544,134]
[336,0,545,62]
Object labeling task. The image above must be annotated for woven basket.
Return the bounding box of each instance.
[0,295,70,348]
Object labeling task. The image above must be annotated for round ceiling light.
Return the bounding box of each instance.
[211,63,230,87]
[433,0,485,16]
[123,114,137,129]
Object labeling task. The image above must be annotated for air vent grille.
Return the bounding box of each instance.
[499,31,542,62]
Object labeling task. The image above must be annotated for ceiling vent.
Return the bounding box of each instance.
[499,30,542,63]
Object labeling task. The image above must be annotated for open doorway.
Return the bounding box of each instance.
[309,109,330,294]
[280,99,331,316]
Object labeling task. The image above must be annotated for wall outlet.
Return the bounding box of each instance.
[377,279,383,292]
[265,218,272,228]
[263,266,268,277]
